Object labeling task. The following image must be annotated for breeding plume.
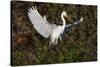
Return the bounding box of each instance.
[28,6,83,45]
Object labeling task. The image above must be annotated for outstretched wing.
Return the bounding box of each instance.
[28,7,56,38]
[65,17,83,32]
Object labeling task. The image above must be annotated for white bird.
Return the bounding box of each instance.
[28,6,83,45]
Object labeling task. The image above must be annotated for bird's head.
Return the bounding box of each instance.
[62,11,67,16]
[61,11,72,21]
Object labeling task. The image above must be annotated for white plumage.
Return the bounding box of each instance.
[28,6,83,45]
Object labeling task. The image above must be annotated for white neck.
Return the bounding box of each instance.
[61,14,66,28]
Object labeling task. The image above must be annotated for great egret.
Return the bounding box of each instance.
[28,6,83,45]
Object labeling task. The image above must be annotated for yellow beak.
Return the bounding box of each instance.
[65,15,72,22]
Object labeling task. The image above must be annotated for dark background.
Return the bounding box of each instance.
[11,1,97,66]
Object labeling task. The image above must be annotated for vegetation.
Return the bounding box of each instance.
[11,1,97,66]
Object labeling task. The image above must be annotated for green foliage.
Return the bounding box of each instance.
[11,1,97,66]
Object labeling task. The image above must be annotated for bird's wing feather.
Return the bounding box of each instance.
[65,17,83,32]
[28,7,56,38]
